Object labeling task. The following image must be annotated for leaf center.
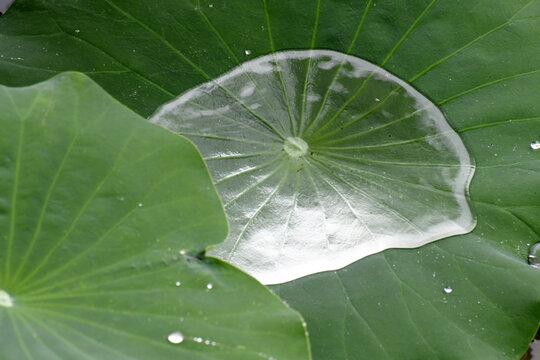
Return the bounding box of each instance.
[284,137,309,158]
[0,290,14,308]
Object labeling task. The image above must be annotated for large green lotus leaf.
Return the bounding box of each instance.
[1,0,540,359]
[0,73,310,360]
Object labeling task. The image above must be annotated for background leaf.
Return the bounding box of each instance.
[0,73,310,360]
[0,0,539,358]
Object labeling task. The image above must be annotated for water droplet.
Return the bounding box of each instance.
[0,290,14,307]
[179,249,186,255]
[204,339,211,345]
[194,337,203,343]
[528,242,540,268]
[375,98,380,102]
[206,283,213,290]
[138,203,143,207]
[208,3,213,7]
[75,29,80,33]
[244,49,252,56]
[443,286,453,294]
[175,281,181,287]
[530,141,540,150]
[167,331,184,344]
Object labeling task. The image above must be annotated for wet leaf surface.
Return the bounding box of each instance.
[0,0,539,359]
[0,73,310,360]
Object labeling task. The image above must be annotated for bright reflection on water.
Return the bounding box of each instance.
[0,290,14,307]
[528,242,540,268]
[167,331,184,344]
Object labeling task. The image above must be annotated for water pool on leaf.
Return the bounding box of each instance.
[151,50,476,284]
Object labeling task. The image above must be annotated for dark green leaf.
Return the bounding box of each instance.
[1,0,539,359]
[0,73,310,360]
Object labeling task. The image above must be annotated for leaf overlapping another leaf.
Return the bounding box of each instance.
[0,73,310,360]
[0,0,539,359]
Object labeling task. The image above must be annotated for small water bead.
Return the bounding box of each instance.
[206,283,213,290]
[528,242,540,268]
[244,49,252,56]
[443,287,453,294]
[530,141,540,150]
[167,331,184,344]
[138,203,143,207]
[175,281,182,287]
[194,337,203,343]
[0,290,14,307]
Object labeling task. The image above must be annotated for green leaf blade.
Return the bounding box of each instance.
[0,73,310,360]
[1,0,540,359]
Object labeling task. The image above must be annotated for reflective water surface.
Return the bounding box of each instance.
[151,50,476,284]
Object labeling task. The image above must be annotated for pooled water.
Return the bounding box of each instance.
[529,242,540,268]
[150,50,476,284]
